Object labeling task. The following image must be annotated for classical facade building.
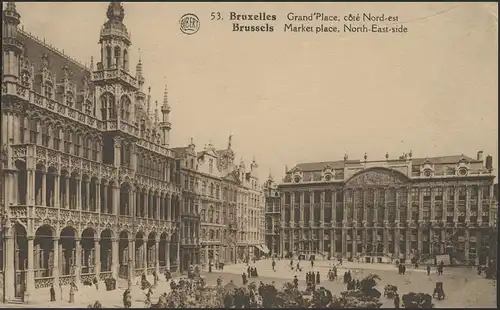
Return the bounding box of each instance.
[278,151,496,265]
[234,157,266,261]
[1,2,184,303]
[263,174,281,256]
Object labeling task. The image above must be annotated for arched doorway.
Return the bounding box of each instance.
[159,233,167,273]
[60,226,77,276]
[100,229,113,275]
[169,232,178,272]
[13,224,28,298]
[135,231,145,273]
[118,231,129,279]
[80,228,96,275]
[147,232,156,271]
[34,225,55,281]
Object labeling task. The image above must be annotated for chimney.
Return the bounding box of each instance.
[477,151,484,162]
[486,155,493,170]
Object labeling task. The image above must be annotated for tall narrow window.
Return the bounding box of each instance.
[83,137,90,159]
[114,46,121,68]
[29,119,38,143]
[44,83,53,99]
[19,114,26,144]
[73,132,81,156]
[106,46,112,68]
[41,124,50,147]
[123,49,128,70]
[63,131,71,153]
[120,96,130,121]
[52,127,60,150]
[91,140,99,161]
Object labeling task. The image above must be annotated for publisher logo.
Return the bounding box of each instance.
[180,13,200,35]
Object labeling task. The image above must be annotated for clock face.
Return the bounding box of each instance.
[325,174,332,181]
[458,168,467,176]
[294,176,301,183]
[423,169,432,177]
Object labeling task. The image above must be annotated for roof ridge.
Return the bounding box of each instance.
[19,28,89,71]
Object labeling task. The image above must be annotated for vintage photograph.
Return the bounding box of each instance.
[0,1,498,308]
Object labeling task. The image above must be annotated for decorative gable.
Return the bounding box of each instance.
[420,159,435,178]
[322,164,336,182]
[455,156,470,177]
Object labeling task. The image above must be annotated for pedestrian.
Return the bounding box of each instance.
[50,284,56,302]
[293,275,299,289]
[93,276,99,290]
[69,283,75,303]
[316,271,321,284]
[394,293,400,308]
[272,259,276,272]
[426,265,431,276]
[311,259,314,268]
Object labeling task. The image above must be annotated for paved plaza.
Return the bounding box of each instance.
[2,259,496,308]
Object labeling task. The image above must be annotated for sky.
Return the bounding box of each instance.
[10,2,498,183]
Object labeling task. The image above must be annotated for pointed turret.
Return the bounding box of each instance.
[159,84,172,146]
[136,57,145,91]
[99,2,130,69]
[3,1,23,81]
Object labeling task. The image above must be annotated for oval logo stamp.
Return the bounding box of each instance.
[179,13,200,35]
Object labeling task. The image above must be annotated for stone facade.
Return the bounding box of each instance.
[1,2,184,302]
[276,152,497,265]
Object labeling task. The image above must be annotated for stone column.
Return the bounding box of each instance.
[4,236,14,300]
[290,193,295,252]
[464,230,470,263]
[27,168,35,205]
[128,239,134,283]
[405,230,411,258]
[112,184,120,216]
[465,186,471,222]
[76,178,82,210]
[331,230,335,256]
[103,184,108,213]
[407,187,412,222]
[341,229,347,256]
[453,187,459,222]
[53,238,60,287]
[299,192,304,224]
[25,236,35,300]
[320,192,325,254]
[75,238,81,283]
[144,192,149,218]
[155,239,160,277]
[394,229,400,258]
[54,174,60,208]
[41,171,47,206]
[352,228,357,256]
[142,237,147,269]
[95,238,101,276]
[85,180,90,211]
[96,180,101,213]
[475,231,481,265]
[111,238,118,279]
[417,228,423,253]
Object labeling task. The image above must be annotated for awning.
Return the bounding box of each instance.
[260,244,270,254]
[254,244,264,252]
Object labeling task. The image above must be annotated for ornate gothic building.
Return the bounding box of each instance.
[173,136,266,267]
[278,152,496,265]
[1,2,184,302]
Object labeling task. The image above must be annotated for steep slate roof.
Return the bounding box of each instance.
[294,155,480,172]
[20,30,90,92]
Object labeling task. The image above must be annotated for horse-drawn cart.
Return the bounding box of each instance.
[432,282,445,300]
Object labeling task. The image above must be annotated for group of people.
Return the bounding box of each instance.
[327,266,338,281]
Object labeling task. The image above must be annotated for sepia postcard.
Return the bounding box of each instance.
[0,1,498,308]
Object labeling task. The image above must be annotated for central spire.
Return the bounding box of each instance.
[106,2,125,22]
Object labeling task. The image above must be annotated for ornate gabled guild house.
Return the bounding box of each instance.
[278,151,496,265]
[173,136,266,267]
[263,174,281,256]
[1,2,184,303]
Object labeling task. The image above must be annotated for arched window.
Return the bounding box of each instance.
[44,82,53,99]
[83,136,91,159]
[29,119,38,143]
[123,49,128,70]
[21,70,30,88]
[100,93,115,120]
[114,46,121,68]
[41,123,50,147]
[91,139,99,161]
[85,100,92,115]
[63,130,71,153]
[72,132,81,156]
[52,126,61,150]
[106,46,112,68]
[66,91,74,107]
[120,95,131,121]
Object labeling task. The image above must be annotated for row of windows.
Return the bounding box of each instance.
[284,186,492,204]
[137,155,167,181]
[20,116,100,161]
